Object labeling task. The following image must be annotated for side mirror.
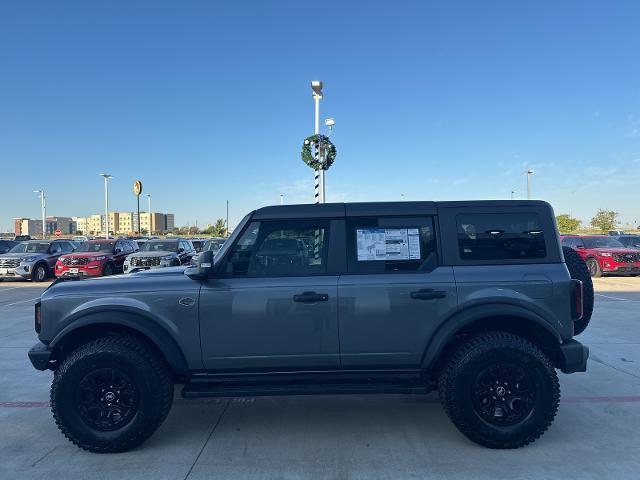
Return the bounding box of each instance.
[186,250,214,279]
[178,247,185,253]
[575,245,585,249]
[115,248,123,254]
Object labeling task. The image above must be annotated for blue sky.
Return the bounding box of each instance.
[1,1,640,231]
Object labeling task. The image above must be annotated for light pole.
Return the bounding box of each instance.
[526,169,534,199]
[33,190,46,239]
[280,193,284,205]
[311,80,323,203]
[226,200,229,237]
[99,173,112,239]
[146,193,151,214]
[511,190,516,200]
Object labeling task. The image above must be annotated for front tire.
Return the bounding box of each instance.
[51,336,173,453]
[31,263,48,282]
[586,258,602,278]
[102,263,114,276]
[438,332,560,449]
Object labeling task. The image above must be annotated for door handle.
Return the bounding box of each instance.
[293,291,329,303]
[410,289,447,300]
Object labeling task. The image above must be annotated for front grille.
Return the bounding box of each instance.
[613,253,640,263]
[130,256,161,267]
[62,257,90,266]
[0,258,21,268]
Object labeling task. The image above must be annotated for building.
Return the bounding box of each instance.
[73,216,88,235]
[165,214,175,232]
[46,217,76,235]
[86,215,102,235]
[100,212,120,235]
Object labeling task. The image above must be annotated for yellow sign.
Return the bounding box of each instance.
[133,180,143,196]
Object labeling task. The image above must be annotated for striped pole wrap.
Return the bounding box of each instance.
[314,169,320,204]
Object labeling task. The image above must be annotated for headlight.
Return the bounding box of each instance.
[599,252,612,257]
[89,256,106,262]
[22,256,37,263]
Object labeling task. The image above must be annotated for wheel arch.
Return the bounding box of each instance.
[49,311,189,377]
[422,304,564,372]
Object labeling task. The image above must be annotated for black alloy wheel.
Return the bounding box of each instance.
[76,368,139,431]
[472,362,536,426]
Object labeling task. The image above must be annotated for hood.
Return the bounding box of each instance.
[42,266,190,298]
[128,250,176,258]
[592,247,638,254]
[0,252,47,260]
[60,252,113,259]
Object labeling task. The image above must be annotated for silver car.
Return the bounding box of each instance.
[123,238,195,273]
[0,240,75,282]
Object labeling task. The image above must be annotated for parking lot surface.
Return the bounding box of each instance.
[1,277,640,480]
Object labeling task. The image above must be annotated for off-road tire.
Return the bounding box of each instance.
[562,246,594,335]
[585,257,602,278]
[51,335,173,453]
[438,332,560,449]
[31,263,48,282]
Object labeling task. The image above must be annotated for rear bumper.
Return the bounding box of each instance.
[28,342,54,371]
[559,339,589,373]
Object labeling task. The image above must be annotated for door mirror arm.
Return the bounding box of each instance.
[186,250,215,280]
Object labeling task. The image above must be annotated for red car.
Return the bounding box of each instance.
[560,235,640,277]
[55,239,138,278]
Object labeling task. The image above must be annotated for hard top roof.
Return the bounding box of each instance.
[252,200,551,220]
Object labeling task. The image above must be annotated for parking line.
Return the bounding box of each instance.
[1,297,40,307]
[0,286,22,294]
[595,293,630,301]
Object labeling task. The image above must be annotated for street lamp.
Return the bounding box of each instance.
[99,173,112,239]
[511,190,516,200]
[146,194,151,214]
[33,190,46,239]
[280,193,284,205]
[311,80,324,204]
[526,169,534,199]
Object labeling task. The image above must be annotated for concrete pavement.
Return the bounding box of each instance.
[1,279,639,480]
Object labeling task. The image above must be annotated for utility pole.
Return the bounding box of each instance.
[147,194,151,215]
[226,200,229,237]
[280,193,284,205]
[311,81,323,204]
[511,190,516,200]
[33,190,46,239]
[526,169,534,199]
[99,173,112,238]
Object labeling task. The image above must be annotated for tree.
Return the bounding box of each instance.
[204,218,227,237]
[555,214,581,233]
[590,209,618,233]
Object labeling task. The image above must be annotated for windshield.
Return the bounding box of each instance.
[9,242,50,254]
[141,241,178,252]
[74,241,115,253]
[205,239,226,252]
[583,237,625,249]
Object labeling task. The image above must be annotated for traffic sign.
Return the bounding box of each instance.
[54,228,61,237]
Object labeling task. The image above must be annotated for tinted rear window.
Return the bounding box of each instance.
[457,213,546,261]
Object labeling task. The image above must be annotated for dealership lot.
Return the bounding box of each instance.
[1,278,639,480]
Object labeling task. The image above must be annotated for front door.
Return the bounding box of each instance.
[338,216,458,367]
[199,219,340,371]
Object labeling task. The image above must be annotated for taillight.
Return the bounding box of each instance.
[35,301,42,333]
[571,279,583,321]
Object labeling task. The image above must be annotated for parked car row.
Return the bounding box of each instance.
[560,234,640,277]
[0,237,212,281]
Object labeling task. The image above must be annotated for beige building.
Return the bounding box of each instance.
[73,216,88,234]
[86,215,102,235]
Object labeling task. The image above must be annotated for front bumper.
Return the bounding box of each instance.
[0,264,32,280]
[602,264,640,274]
[124,263,172,273]
[28,342,55,371]
[558,339,589,373]
[55,264,103,278]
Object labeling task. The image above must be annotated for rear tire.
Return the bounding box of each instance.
[562,246,594,335]
[438,332,560,449]
[51,336,174,453]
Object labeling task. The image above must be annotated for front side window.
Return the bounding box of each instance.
[221,220,328,276]
[347,217,437,273]
[10,242,50,254]
[457,213,546,261]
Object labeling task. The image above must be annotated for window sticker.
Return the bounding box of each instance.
[356,228,421,261]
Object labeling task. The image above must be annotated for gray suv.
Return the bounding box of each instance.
[0,240,76,282]
[28,201,590,452]
[123,238,195,273]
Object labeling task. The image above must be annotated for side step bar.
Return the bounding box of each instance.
[182,371,430,398]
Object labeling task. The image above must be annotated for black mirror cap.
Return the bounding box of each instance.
[187,250,214,280]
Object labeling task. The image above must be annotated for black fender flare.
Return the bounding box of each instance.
[420,303,562,370]
[49,308,190,375]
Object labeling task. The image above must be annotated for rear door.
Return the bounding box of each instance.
[338,215,457,367]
